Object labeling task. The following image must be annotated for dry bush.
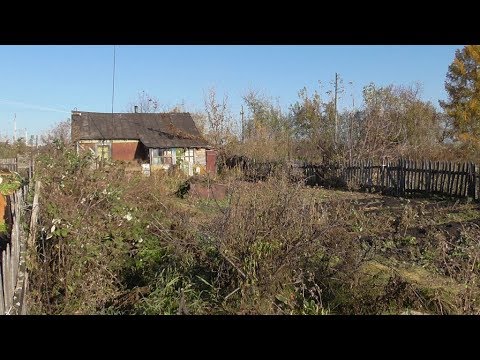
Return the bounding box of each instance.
[200,177,375,314]
[29,146,159,314]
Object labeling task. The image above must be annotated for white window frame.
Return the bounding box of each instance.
[151,148,173,165]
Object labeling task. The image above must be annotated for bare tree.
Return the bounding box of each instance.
[204,87,232,149]
[190,111,208,137]
[126,90,161,113]
[41,120,71,146]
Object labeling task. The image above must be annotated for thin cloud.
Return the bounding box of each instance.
[0,99,70,114]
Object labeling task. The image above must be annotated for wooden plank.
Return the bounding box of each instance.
[452,162,456,196]
[4,246,10,312]
[438,161,443,194]
[0,261,4,315]
[410,159,414,192]
[461,162,467,197]
[458,162,463,197]
[381,161,385,190]
[397,159,401,196]
[405,159,409,193]
[407,159,411,193]
[431,161,436,193]
[363,160,366,186]
[443,161,448,194]
[2,250,7,313]
[421,160,425,192]
[469,162,475,199]
[458,162,464,197]
[454,163,459,196]
[425,160,431,194]
[411,159,414,192]
[446,161,451,196]
[475,163,478,201]
[445,161,452,195]
[450,162,456,197]
[385,161,389,190]
[8,243,14,308]
[418,160,422,192]
[413,160,417,192]
[419,160,423,192]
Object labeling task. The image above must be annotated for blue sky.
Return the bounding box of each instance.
[0,45,462,139]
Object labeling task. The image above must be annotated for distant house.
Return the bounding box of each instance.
[71,110,216,175]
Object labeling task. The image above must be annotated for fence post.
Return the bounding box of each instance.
[468,162,476,200]
[0,267,4,314]
[476,163,479,201]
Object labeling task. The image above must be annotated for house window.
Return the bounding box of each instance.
[184,148,194,163]
[96,144,111,162]
[152,149,173,165]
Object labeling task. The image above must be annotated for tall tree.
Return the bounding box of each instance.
[440,45,480,150]
[289,87,336,162]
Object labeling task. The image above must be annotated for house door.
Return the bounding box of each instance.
[206,150,217,175]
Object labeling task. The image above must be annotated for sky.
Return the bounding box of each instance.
[0,45,462,140]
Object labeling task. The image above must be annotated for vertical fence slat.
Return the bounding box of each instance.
[5,245,11,312]
[0,261,4,315]
[450,162,456,196]
[472,163,478,200]
[460,163,467,197]
[295,158,479,201]
[459,162,464,197]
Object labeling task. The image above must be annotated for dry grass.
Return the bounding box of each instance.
[27,147,480,314]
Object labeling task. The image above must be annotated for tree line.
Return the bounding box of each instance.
[194,45,480,165]
[8,45,477,165]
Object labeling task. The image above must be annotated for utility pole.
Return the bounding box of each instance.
[25,128,27,145]
[13,113,17,142]
[334,73,339,149]
[240,105,245,143]
[348,81,354,163]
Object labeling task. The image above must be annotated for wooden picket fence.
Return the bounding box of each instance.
[0,185,30,315]
[0,158,18,172]
[0,157,34,180]
[303,159,479,200]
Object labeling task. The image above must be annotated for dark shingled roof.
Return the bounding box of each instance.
[71,111,211,148]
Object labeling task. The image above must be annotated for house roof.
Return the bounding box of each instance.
[71,111,211,148]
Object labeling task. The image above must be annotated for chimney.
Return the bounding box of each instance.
[134,105,138,113]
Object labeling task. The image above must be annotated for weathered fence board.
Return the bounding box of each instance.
[300,158,480,201]
[0,184,31,315]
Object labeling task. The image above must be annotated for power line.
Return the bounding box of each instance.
[0,99,69,114]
